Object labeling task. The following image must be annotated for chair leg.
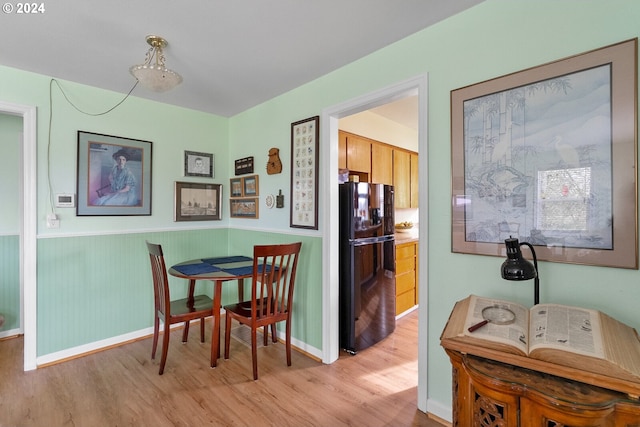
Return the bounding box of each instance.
[271,323,277,343]
[263,325,269,346]
[200,317,205,343]
[159,322,171,375]
[224,311,232,360]
[151,316,160,359]
[251,327,259,380]
[285,318,292,367]
[182,320,190,343]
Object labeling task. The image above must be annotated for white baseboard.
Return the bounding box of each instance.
[426,398,453,424]
[36,325,157,366]
[36,319,323,367]
[0,327,22,339]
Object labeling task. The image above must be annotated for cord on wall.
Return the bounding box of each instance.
[46,78,139,218]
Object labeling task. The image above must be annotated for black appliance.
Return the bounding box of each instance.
[339,182,396,354]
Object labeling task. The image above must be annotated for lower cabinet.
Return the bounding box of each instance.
[445,349,640,426]
[395,241,417,315]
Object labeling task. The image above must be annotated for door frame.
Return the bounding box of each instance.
[0,101,37,370]
[320,73,428,411]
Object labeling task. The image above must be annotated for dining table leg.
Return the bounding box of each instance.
[211,280,223,367]
[182,279,196,342]
[237,278,244,302]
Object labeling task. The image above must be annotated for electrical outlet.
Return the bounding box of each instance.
[46,213,60,229]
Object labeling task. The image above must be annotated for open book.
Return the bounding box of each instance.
[441,295,640,384]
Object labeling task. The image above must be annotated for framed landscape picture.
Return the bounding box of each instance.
[174,181,222,221]
[230,197,259,219]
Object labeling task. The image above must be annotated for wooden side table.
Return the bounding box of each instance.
[444,349,640,426]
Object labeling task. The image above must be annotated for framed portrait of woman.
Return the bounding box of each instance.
[76,131,152,216]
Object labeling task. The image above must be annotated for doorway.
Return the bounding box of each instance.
[0,101,37,371]
[321,74,428,411]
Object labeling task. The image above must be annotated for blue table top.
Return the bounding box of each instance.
[170,255,255,278]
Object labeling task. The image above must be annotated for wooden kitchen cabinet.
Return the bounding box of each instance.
[443,349,640,426]
[345,133,371,175]
[338,131,347,169]
[395,241,418,315]
[339,131,418,196]
[410,153,419,208]
[393,149,411,208]
[371,143,393,185]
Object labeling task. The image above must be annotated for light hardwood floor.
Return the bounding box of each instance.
[0,310,447,426]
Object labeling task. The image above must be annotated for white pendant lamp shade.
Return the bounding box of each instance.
[130,35,182,93]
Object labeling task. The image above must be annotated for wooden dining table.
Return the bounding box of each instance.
[169,255,255,367]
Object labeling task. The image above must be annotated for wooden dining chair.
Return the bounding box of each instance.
[146,241,214,375]
[223,242,302,380]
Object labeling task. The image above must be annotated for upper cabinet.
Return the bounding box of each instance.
[339,130,418,208]
[345,133,371,174]
[371,143,393,185]
[338,131,348,169]
[410,152,419,208]
[393,150,411,208]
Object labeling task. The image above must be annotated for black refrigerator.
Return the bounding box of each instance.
[339,182,396,354]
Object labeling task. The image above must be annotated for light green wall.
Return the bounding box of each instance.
[0,236,19,332]
[0,67,322,357]
[228,229,323,348]
[0,114,21,332]
[1,0,640,417]
[35,229,320,355]
[229,0,640,412]
[0,65,230,235]
[0,113,21,233]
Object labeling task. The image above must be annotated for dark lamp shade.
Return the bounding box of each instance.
[501,257,537,280]
[500,237,540,305]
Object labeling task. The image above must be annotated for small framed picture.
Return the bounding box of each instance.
[184,150,214,178]
[230,197,259,219]
[174,181,222,221]
[230,177,243,197]
[243,175,259,196]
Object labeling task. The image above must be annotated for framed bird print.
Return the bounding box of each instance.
[451,39,637,268]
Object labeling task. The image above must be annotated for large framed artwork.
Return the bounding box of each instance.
[290,115,319,229]
[451,39,638,269]
[174,181,222,221]
[76,131,152,216]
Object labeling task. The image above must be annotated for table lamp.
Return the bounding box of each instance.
[500,236,540,305]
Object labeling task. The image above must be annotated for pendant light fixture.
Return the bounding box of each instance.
[130,35,182,93]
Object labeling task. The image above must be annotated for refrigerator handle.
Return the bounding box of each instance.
[350,235,395,246]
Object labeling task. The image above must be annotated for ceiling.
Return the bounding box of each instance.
[0,0,483,118]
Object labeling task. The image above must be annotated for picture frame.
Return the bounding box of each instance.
[243,174,259,197]
[230,177,243,197]
[230,197,259,219]
[76,131,152,216]
[174,181,222,221]
[184,150,214,178]
[451,39,637,269]
[290,115,319,229]
[234,156,254,175]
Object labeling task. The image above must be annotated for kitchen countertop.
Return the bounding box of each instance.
[395,228,419,244]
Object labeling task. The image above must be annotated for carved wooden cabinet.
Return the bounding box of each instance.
[445,349,640,426]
